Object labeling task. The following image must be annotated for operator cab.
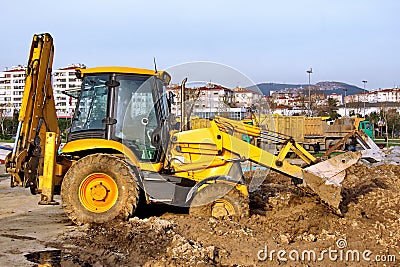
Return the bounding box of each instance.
[65,67,172,162]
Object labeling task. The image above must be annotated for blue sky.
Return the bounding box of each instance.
[1,0,398,90]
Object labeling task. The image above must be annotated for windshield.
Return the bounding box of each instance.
[71,75,108,131]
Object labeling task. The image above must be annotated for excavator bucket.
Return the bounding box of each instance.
[302,151,362,212]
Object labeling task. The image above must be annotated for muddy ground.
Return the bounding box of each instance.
[0,163,399,266]
[0,168,73,266]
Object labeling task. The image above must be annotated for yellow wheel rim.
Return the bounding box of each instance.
[79,173,118,213]
[211,199,236,218]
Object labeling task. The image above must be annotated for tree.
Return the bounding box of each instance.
[385,108,400,138]
[58,118,72,141]
[250,97,274,125]
[314,98,340,119]
[297,95,308,116]
[0,103,14,136]
[365,111,380,138]
[326,98,340,119]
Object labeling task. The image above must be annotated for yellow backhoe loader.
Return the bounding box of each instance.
[6,33,361,224]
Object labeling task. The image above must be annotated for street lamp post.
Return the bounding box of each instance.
[343,88,347,117]
[307,68,313,116]
[362,80,367,117]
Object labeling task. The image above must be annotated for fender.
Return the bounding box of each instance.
[61,138,140,167]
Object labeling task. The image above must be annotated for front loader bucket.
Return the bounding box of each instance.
[302,151,362,212]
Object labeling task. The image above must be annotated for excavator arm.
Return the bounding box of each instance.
[171,118,361,211]
[213,117,363,211]
[213,116,319,164]
[5,33,60,202]
[218,128,360,211]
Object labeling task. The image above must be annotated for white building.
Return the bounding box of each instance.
[0,64,84,118]
[0,65,26,117]
[166,83,240,118]
[375,88,400,102]
[337,102,400,117]
[326,93,343,105]
[167,83,252,120]
[367,92,378,103]
[233,87,262,108]
[53,64,84,118]
[344,88,400,104]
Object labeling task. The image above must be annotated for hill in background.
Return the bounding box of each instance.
[250,81,365,96]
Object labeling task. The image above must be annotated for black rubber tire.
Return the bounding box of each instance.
[189,183,249,218]
[61,153,140,225]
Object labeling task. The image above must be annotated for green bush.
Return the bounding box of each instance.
[0,133,12,140]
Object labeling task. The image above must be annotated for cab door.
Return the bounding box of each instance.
[116,75,170,163]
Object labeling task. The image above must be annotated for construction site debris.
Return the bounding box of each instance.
[362,146,400,166]
[53,164,399,266]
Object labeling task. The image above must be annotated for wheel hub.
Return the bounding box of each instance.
[211,200,235,218]
[79,173,118,213]
[90,183,109,201]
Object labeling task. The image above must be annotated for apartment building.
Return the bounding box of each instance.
[325,93,343,105]
[0,64,84,118]
[0,65,26,117]
[53,64,84,118]
[344,88,400,104]
[166,83,248,120]
[233,87,262,108]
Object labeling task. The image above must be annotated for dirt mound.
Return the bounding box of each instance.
[58,164,400,266]
[61,217,218,266]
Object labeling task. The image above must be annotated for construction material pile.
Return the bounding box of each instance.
[363,146,400,166]
[381,146,400,164]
